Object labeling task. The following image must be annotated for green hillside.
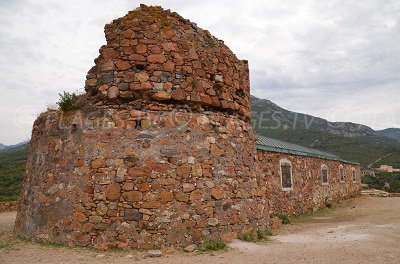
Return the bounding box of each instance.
[254,127,400,168]
[0,146,28,201]
[251,96,400,168]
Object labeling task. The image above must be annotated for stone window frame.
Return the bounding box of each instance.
[321,164,329,185]
[339,165,345,183]
[280,158,293,191]
[351,167,357,183]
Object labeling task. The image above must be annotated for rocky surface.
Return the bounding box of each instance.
[15,107,267,249]
[84,5,251,119]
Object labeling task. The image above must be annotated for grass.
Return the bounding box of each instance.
[191,79,198,88]
[238,228,273,242]
[0,242,11,249]
[275,214,291,224]
[290,208,332,224]
[199,237,227,252]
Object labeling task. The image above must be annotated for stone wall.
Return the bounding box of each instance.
[15,5,263,250]
[0,201,19,213]
[15,107,268,249]
[84,5,250,119]
[257,151,361,216]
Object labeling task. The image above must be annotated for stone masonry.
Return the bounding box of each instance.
[15,5,360,250]
[257,151,361,216]
[15,5,267,250]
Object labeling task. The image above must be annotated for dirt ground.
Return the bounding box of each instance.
[1,196,399,264]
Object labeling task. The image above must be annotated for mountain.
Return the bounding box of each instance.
[250,95,400,168]
[377,128,400,141]
[0,141,29,153]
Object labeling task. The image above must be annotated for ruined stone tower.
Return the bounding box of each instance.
[15,5,268,249]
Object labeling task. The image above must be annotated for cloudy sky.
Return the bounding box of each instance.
[0,0,399,144]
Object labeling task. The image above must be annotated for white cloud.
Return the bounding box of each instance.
[0,0,399,144]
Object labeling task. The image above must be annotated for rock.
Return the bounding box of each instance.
[135,72,149,82]
[176,164,190,177]
[171,89,186,100]
[153,83,164,90]
[146,250,163,258]
[124,209,143,221]
[122,191,142,202]
[175,192,189,202]
[91,158,105,169]
[160,191,174,202]
[160,148,179,156]
[214,75,224,82]
[107,86,119,99]
[118,83,129,91]
[211,188,224,200]
[191,164,203,177]
[184,244,197,252]
[164,61,175,72]
[153,91,171,101]
[135,44,147,54]
[183,183,195,193]
[208,218,219,226]
[116,61,131,70]
[190,189,203,201]
[140,119,151,129]
[102,72,114,84]
[147,54,167,63]
[105,183,121,201]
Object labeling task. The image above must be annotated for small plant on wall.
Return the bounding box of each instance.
[56,91,78,111]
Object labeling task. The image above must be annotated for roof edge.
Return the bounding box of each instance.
[256,144,360,165]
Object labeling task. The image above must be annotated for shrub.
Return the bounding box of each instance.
[257,228,273,239]
[276,214,291,224]
[238,228,273,242]
[200,237,227,252]
[56,91,78,111]
[238,232,256,242]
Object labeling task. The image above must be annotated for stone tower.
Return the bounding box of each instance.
[15,5,268,249]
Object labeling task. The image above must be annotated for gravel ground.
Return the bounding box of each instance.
[1,196,399,264]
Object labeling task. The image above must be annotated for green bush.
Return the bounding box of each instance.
[257,228,273,239]
[276,214,291,224]
[200,237,227,252]
[238,228,273,242]
[238,232,256,242]
[56,91,78,111]
[362,171,400,193]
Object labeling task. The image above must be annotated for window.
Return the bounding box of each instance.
[321,165,329,185]
[280,159,293,190]
[339,165,345,182]
[352,168,356,182]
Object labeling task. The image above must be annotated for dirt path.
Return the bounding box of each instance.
[1,196,400,264]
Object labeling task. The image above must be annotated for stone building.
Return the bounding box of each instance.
[256,136,360,216]
[15,5,360,250]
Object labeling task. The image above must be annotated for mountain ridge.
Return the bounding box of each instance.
[250,95,400,168]
[377,128,400,141]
